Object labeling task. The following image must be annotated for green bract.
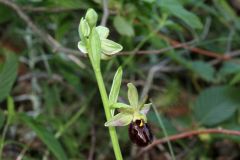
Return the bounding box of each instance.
[78,8,123,60]
[105,83,151,127]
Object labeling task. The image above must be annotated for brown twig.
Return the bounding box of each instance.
[100,0,109,26]
[0,0,83,57]
[138,128,240,156]
[21,6,82,13]
[1,0,239,62]
[158,33,231,60]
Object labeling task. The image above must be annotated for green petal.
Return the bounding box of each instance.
[78,41,87,54]
[101,39,123,55]
[101,53,111,60]
[104,112,133,127]
[96,26,109,39]
[140,103,151,115]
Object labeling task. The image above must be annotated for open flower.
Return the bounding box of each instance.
[105,83,153,147]
[78,9,123,60]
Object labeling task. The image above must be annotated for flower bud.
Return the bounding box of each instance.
[79,18,90,37]
[85,8,98,28]
[128,119,153,147]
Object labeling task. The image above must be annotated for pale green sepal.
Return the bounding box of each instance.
[104,112,133,127]
[138,95,148,110]
[140,103,151,115]
[101,39,123,55]
[85,8,98,28]
[96,26,109,39]
[89,27,101,67]
[127,83,139,108]
[78,41,87,54]
[101,54,112,60]
[110,103,131,109]
[79,18,90,37]
[78,18,85,42]
[109,67,123,104]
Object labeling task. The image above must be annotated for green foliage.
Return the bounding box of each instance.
[19,114,68,160]
[158,0,203,29]
[113,16,135,37]
[191,61,215,82]
[193,86,240,126]
[0,52,18,102]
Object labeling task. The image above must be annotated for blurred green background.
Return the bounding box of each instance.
[1,0,240,159]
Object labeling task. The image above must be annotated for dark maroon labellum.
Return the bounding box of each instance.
[128,119,153,147]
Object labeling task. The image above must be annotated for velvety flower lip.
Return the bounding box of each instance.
[128,119,153,147]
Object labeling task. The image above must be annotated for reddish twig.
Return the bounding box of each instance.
[138,128,240,156]
[158,33,231,60]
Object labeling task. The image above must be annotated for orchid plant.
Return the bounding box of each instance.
[78,8,152,160]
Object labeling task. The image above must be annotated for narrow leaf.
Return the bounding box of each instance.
[158,0,203,29]
[0,52,18,102]
[7,96,15,124]
[127,83,139,108]
[104,112,133,127]
[19,114,68,160]
[109,67,123,104]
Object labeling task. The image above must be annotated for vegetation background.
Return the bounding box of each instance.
[1,0,240,159]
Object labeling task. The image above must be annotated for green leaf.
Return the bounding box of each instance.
[104,112,133,127]
[191,61,215,82]
[109,67,123,104]
[0,52,18,102]
[230,73,240,85]
[127,83,139,108]
[193,86,240,126]
[113,16,135,37]
[89,27,101,67]
[158,0,203,29]
[19,114,68,160]
[218,62,240,76]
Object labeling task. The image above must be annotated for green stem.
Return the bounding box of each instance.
[151,100,176,160]
[0,120,9,160]
[93,67,123,160]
